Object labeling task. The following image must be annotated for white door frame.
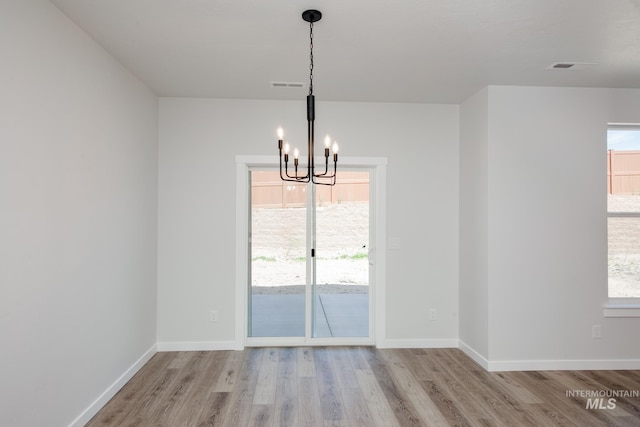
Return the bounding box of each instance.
[235,155,387,349]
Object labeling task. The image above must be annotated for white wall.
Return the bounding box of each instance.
[0,1,158,426]
[158,98,460,347]
[460,85,640,369]
[459,88,489,358]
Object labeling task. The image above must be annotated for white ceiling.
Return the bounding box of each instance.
[49,0,640,104]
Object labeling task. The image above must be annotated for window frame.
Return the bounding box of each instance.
[604,124,640,317]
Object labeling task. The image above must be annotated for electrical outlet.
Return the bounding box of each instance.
[209,310,218,322]
[429,308,437,321]
[592,324,601,339]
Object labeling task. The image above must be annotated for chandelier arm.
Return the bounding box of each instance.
[286,162,310,181]
[313,155,329,177]
[278,146,292,181]
[280,149,309,182]
[283,171,310,183]
[277,140,286,181]
[278,147,287,181]
[312,167,337,185]
[312,154,337,183]
[313,147,337,178]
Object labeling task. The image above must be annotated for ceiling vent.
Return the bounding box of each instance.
[270,81,305,88]
[547,62,598,70]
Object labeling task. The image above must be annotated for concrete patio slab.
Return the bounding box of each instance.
[250,293,368,338]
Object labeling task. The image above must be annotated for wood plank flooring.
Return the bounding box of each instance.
[87,348,640,426]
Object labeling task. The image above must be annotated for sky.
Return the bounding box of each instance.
[607,129,640,151]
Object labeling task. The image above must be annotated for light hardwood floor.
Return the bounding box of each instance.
[87,347,640,426]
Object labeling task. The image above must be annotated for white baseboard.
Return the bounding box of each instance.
[458,340,640,371]
[458,340,490,370]
[486,358,640,372]
[156,341,238,352]
[69,344,157,427]
[377,338,459,349]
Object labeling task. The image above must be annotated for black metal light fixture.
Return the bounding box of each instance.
[276,9,338,186]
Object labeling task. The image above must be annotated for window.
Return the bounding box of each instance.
[607,126,640,299]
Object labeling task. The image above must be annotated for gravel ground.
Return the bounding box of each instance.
[608,195,640,297]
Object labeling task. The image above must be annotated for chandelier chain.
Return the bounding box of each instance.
[309,21,314,95]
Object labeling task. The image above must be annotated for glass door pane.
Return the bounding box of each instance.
[312,171,370,337]
[249,171,307,337]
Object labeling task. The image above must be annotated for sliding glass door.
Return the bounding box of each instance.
[249,172,307,337]
[248,169,371,342]
[312,172,370,338]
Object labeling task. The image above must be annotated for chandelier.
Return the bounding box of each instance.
[276,9,338,186]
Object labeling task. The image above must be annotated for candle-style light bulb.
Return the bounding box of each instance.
[293,147,300,171]
[277,127,284,150]
[332,142,339,154]
[283,142,290,163]
[323,134,331,158]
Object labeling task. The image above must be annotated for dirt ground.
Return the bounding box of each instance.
[251,203,369,294]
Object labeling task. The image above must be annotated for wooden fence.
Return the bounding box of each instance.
[251,171,369,208]
[252,151,640,204]
[608,150,640,195]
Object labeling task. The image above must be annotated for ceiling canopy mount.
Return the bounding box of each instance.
[302,9,322,23]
